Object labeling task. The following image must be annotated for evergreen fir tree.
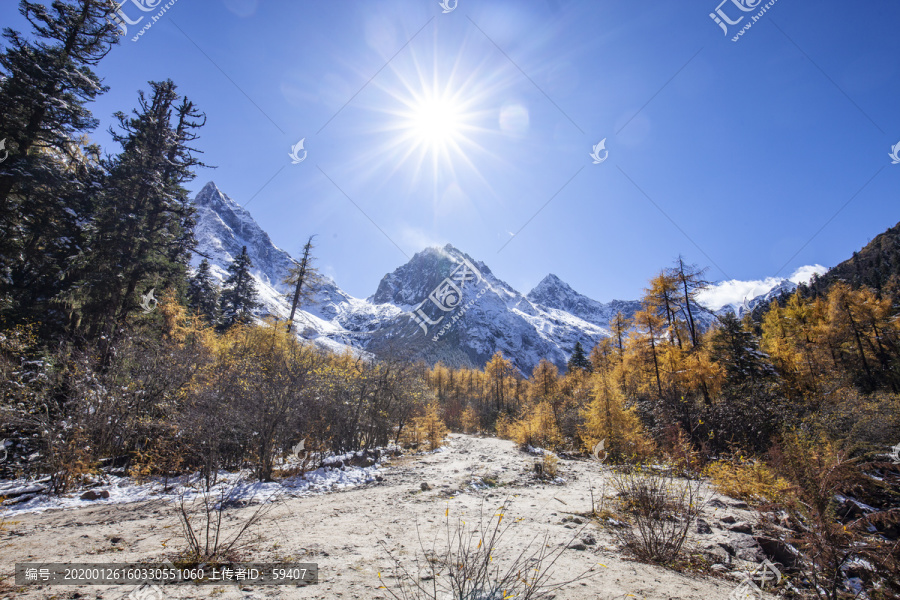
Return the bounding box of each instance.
[76,79,207,339]
[0,0,118,331]
[710,312,774,389]
[219,247,259,328]
[567,341,593,373]
[188,259,219,324]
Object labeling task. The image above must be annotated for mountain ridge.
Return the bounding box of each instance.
[190,181,823,373]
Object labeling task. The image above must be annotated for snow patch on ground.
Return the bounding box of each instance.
[1,461,383,516]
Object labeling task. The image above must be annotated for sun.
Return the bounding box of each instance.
[408,96,464,150]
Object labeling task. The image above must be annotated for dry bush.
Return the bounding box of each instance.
[609,466,705,564]
[534,452,559,480]
[660,426,707,477]
[378,502,591,600]
[704,459,792,505]
[767,432,900,600]
[176,481,279,564]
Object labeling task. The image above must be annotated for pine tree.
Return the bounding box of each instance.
[188,259,219,324]
[284,235,321,332]
[76,79,207,339]
[710,312,774,389]
[0,0,117,208]
[567,341,593,373]
[219,247,259,328]
[0,0,118,331]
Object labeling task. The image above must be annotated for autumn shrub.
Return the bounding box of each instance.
[460,406,479,434]
[704,459,792,505]
[414,402,449,451]
[768,432,871,600]
[540,452,559,479]
[501,401,562,450]
[47,428,99,495]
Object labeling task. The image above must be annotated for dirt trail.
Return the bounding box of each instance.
[1,434,759,599]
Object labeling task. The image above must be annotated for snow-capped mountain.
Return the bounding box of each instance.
[526,274,642,330]
[190,182,824,374]
[697,265,827,318]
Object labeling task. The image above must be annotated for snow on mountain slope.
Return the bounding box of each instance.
[527,274,642,330]
[191,182,396,355]
[364,245,610,373]
[191,181,827,373]
[697,265,827,317]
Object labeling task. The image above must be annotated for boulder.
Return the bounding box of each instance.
[80,490,110,500]
[727,534,766,563]
[754,536,801,571]
[728,521,754,534]
[696,518,712,535]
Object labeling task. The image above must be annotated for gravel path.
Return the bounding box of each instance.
[1,434,767,600]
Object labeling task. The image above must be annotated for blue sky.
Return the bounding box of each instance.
[3,0,898,301]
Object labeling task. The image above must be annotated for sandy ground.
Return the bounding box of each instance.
[1,434,772,600]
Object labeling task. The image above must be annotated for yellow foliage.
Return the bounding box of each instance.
[541,452,559,478]
[414,402,448,451]
[460,406,479,434]
[500,401,562,450]
[580,372,655,462]
[705,460,792,505]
